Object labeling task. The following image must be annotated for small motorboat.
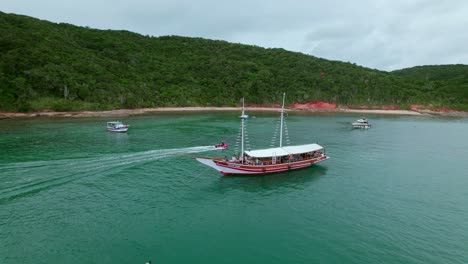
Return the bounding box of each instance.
[352,118,371,129]
[214,142,229,149]
[107,121,129,132]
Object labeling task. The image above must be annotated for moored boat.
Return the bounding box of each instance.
[352,117,371,129]
[194,94,329,175]
[107,121,129,132]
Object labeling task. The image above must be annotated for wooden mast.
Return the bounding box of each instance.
[241,98,245,162]
[279,93,285,148]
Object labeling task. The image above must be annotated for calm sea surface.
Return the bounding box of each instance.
[1,112,467,264]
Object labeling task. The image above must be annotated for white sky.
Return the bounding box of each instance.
[2,0,468,71]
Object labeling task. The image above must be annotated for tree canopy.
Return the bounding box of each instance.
[1,11,467,112]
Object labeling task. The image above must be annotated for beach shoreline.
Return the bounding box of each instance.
[1,106,467,119]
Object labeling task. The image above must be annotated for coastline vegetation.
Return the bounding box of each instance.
[1,11,467,112]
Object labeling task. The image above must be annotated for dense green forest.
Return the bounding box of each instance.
[1,11,467,112]
[391,65,468,110]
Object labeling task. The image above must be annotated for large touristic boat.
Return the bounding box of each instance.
[195,94,329,175]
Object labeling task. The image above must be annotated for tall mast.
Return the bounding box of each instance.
[241,98,245,160]
[279,93,285,148]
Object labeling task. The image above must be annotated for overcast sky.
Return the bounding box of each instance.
[2,0,468,71]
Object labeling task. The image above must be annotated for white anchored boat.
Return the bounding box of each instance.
[106,121,129,132]
[194,94,329,175]
[352,118,371,129]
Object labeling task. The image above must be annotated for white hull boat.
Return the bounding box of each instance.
[107,121,129,132]
[352,118,371,129]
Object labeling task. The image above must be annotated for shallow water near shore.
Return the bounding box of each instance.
[1,112,468,264]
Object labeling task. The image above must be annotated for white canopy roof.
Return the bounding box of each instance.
[244,143,324,158]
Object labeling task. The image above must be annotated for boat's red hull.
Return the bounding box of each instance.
[196,155,329,176]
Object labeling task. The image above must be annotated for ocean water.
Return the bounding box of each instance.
[0,112,467,264]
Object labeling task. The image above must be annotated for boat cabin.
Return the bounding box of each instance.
[241,143,325,166]
[107,121,124,128]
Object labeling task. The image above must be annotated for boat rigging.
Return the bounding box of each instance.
[194,93,330,175]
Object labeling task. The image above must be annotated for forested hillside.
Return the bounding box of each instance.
[392,65,468,80]
[1,11,467,111]
[392,65,468,110]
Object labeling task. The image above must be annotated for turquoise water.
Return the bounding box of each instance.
[1,112,468,264]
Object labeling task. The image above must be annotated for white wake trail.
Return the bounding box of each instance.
[0,146,216,201]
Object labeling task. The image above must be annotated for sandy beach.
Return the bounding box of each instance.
[336,109,429,115]
[1,106,467,119]
[0,107,280,118]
